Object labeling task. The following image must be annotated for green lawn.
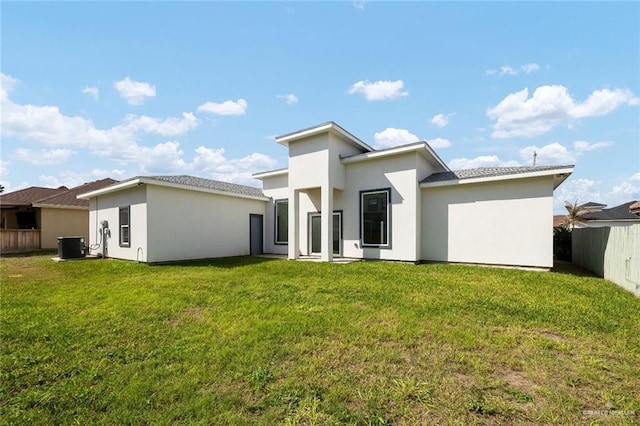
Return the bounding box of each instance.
[2,255,639,425]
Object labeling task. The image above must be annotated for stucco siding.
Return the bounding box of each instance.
[342,153,420,261]
[40,208,89,249]
[88,186,148,261]
[421,177,554,268]
[145,185,266,263]
[288,134,329,189]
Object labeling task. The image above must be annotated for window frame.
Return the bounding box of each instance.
[119,206,131,247]
[359,188,391,248]
[274,199,289,245]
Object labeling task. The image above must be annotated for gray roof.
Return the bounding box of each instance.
[582,201,640,221]
[142,175,265,198]
[421,165,573,184]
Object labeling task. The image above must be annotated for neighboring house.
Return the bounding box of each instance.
[579,201,640,227]
[0,178,117,251]
[553,215,568,229]
[80,122,574,268]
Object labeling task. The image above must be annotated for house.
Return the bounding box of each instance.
[578,201,640,227]
[79,122,574,268]
[77,176,269,262]
[0,178,117,252]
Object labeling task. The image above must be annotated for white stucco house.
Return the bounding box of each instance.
[79,122,574,268]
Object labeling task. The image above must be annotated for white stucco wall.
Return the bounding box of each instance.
[261,173,289,255]
[421,177,554,268]
[88,186,148,261]
[340,152,425,261]
[145,185,266,263]
[288,134,329,190]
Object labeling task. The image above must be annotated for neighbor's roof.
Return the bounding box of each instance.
[78,175,269,201]
[33,178,118,209]
[582,201,640,221]
[580,201,607,208]
[0,186,68,208]
[420,165,574,189]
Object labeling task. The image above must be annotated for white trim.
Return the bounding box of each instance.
[276,122,373,152]
[78,177,270,202]
[252,169,289,179]
[341,142,450,171]
[420,167,575,188]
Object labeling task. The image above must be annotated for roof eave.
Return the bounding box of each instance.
[77,179,142,199]
[420,166,574,189]
[252,169,289,180]
[31,203,88,210]
[341,142,449,170]
[276,122,373,152]
[78,177,269,202]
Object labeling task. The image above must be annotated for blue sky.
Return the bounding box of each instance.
[1,1,638,213]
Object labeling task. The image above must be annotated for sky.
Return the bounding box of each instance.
[1,1,639,213]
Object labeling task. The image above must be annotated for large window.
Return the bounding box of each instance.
[119,206,130,247]
[360,189,390,247]
[275,200,288,244]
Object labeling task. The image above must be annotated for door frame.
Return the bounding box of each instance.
[249,214,263,255]
[308,211,342,256]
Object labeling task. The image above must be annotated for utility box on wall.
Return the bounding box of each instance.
[57,237,85,259]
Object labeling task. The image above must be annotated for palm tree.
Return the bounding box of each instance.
[563,200,586,229]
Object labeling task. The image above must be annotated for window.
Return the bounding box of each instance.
[119,206,130,247]
[360,189,390,247]
[275,200,288,244]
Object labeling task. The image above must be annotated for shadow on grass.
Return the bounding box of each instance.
[1,249,59,258]
[551,260,599,278]
[150,255,282,269]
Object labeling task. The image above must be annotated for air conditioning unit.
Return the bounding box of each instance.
[57,237,86,259]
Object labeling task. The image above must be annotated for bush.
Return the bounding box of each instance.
[553,226,572,261]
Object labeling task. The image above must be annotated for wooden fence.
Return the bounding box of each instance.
[572,224,640,296]
[0,230,41,253]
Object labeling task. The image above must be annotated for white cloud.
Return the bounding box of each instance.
[347,80,408,101]
[449,155,520,170]
[486,63,540,77]
[519,143,576,166]
[520,63,540,74]
[277,94,298,104]
[353,1,365,10]
[426,137,451,149]
[487,85,639,138]
[500,65,517,76]
[119,112,199,136]
[197,99,248,116]
[630,173,640,182]
[1,73,19,101]
[190,146,278,185]
[553,178,602,211]
[113,77,156,105]
[430,113,454,128]
[573,140,613,153]
[569,88,639,118]
[373,127,419,149]
[0,159,9,179]
[83,86,99,100]
[13,148,74,165]
[38,168,127,189]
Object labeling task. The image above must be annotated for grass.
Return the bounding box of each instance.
[1,255,639,425]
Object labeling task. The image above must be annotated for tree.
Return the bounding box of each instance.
[563,200,586,229]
